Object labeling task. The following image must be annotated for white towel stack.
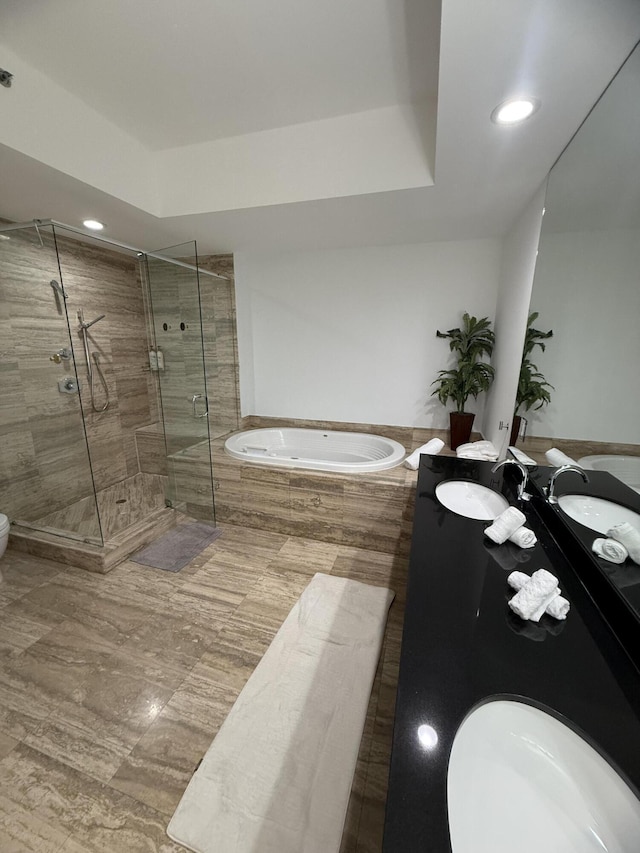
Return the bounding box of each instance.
[456,440,499,461]
[508,570,570,620]
[508,446,537,466]
[508,568,563,622]
[545,447,577,467]
[404,438,445,470]
[592,537,629,565]
[607,522,640,565]
[484,506,537,548]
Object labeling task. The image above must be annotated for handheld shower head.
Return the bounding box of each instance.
[50,279,67,300]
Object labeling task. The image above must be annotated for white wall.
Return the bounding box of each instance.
[482,182,547,451]
[234,240,501,427]
[528,228,640,443]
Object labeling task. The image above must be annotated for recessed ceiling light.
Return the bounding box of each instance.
[83,219,104,230]
[491,98,539,125]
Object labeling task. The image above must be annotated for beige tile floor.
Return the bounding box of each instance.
[0,523,407,852]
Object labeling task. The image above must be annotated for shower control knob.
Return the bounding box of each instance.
[50,348,72,364]
[58,377,80,395]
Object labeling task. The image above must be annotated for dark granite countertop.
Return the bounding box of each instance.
[383,455,640,853]
[527,465,640,656]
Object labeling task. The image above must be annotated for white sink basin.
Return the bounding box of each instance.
[435,480,509,521]
[448,700,640,853]
[558,494,640,535]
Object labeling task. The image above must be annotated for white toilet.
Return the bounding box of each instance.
[0,512,9,566]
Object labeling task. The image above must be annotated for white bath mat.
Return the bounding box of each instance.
[167,572,394,853]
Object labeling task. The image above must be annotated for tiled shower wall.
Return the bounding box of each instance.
[198,254,240,431]
[0,226,158,521]
[138,252,239,461]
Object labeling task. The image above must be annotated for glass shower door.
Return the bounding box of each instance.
[0,223,103,544]
[144,243,215,522]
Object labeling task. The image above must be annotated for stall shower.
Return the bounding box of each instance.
[0,219,238,569]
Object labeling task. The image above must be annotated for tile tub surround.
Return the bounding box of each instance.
[0,524,407,853]
[171,419,470,554]
[514,434,640,466]
[0,226,159,525]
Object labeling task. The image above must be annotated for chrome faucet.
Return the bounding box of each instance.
[544,464,590,504]
[491,458,531,501]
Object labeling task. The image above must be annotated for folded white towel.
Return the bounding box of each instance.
[592,537,629,564]
[545,447,577,467]
[457,440,499,461]
[484,507,527,545]
[457,449,499,461]
[508,571,570,620]
[404,438,445,470]
[457,440,496,454]
[508,446,537,466]
[508,568,560,622]
[607,522,640,564]
[508,527,537,549]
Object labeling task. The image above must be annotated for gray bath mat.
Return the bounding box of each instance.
[131,522,222,572]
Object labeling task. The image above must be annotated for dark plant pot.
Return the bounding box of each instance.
[510,415,522,447]
[449,412,475,450]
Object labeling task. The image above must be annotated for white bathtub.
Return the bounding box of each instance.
[224,428,406,473]
[578,454,640,493]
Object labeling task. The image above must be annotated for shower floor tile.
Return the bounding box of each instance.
[31,472,167,543]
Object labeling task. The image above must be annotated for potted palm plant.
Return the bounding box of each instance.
[510,312,554,445]
[431,312,495,449]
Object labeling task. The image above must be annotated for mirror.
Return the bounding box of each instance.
[522,40,640,470]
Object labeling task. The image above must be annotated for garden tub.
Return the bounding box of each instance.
[224,428,406,474]
[578,454,640,493]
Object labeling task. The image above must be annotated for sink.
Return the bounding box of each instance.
[435,480,509,521]
[448,700,640,853]
[558,494,640,535]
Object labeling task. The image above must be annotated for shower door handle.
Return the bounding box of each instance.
[191,394,209,418]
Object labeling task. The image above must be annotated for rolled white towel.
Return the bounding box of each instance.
[404,438,444,470]
[545,447,577,467]
[509,446,537,466]
[606,522,640,564]
[508,571,570,620]
[484,507,527,545]
[592,537,629,564]
[508,527,537,549]
[508,568,560,622]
